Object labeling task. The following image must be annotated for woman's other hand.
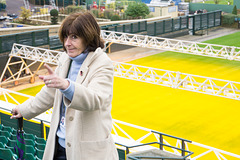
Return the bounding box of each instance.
[39,64,69,90]
[10,108,22,119]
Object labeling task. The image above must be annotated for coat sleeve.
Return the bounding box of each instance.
[63,59,114,111]
[17,63,61,120]
[18,86,56,120]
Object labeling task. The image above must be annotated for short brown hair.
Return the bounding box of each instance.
[59,12,104,52]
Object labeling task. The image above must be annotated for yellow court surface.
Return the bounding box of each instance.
[111,51,240,156]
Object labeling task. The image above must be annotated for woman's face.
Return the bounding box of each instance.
[64,34,86,58]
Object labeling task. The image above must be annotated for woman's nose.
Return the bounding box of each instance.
[65,37,71,46]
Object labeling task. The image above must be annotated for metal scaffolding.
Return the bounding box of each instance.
[0,44,63,87]
[101,30,240,61]
[113,61,240,101]
[1,43,240,101]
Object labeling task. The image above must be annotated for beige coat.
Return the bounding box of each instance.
[18,48,119,160]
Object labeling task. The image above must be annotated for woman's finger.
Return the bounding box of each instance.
[44,64,54,75]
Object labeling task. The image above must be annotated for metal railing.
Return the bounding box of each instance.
[116,130,193,160]
[112,119,240,160]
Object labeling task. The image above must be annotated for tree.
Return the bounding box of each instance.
[125,2,150,19]
[19,6,31,23]
[50,9,59,24]
[232,5,237,15]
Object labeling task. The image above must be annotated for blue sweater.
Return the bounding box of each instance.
[57,52,88,148]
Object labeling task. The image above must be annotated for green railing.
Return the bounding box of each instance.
[101,21,148,34]
[0,29,49,54]
[49,35,62,50]
[147,16,189,36]
[189,10,222,35]
[101,10,221,36]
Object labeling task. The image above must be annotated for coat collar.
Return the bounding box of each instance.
[58,48,103,83]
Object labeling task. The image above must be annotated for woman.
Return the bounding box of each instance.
[11,12,118,160]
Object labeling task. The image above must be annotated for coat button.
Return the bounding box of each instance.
[69,116,74,121]
[67,142,71,147]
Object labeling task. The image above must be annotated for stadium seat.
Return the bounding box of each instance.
[1,125,13,133]
[25,139,35,147]
[35,147,44,159]
[7,138,16,148]
[0,124,2,130]
[26,153,36,160]
[0,130,11,138]
[117,148,126,160]
[24,133,35,141]
[26,145,35,155]
[10,133,17,140]
[35,155,42,160]
[35,141,45,150]
[5,145,14,153]
[0,147,17,160]
[0,135,8,145]
[0,142,4,148]
[12,128,17,135]
[35,136,46,144]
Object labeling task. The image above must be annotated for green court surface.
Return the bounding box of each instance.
[112,32,240,156]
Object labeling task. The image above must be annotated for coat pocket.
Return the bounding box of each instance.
[79,134,116,160]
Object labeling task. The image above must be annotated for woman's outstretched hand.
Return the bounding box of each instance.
[10,108,22,119]
[39,64,69,90]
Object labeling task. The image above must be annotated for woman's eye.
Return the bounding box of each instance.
[71,35,77,39]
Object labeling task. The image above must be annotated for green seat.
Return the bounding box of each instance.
[0,136,8,145]
[25,139,35,147]
[35,136,46,144]
[35,141,45,150]
[35,155,41,160]
[5,145,15,154]
[12,129,17,135]
[0,130,11,138]
[26,153,36,160]
[0,147,17,160]
[35,147,44,159]
[0,142,5,148]
[0,124,3,130]
[7,138,16,148]
[2,125,13,133]
[10,133,17,140]
[24,133,35,141]
[117,148,126,160]
[26,145,35,155]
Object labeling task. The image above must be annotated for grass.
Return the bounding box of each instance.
[203,31,240,47]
